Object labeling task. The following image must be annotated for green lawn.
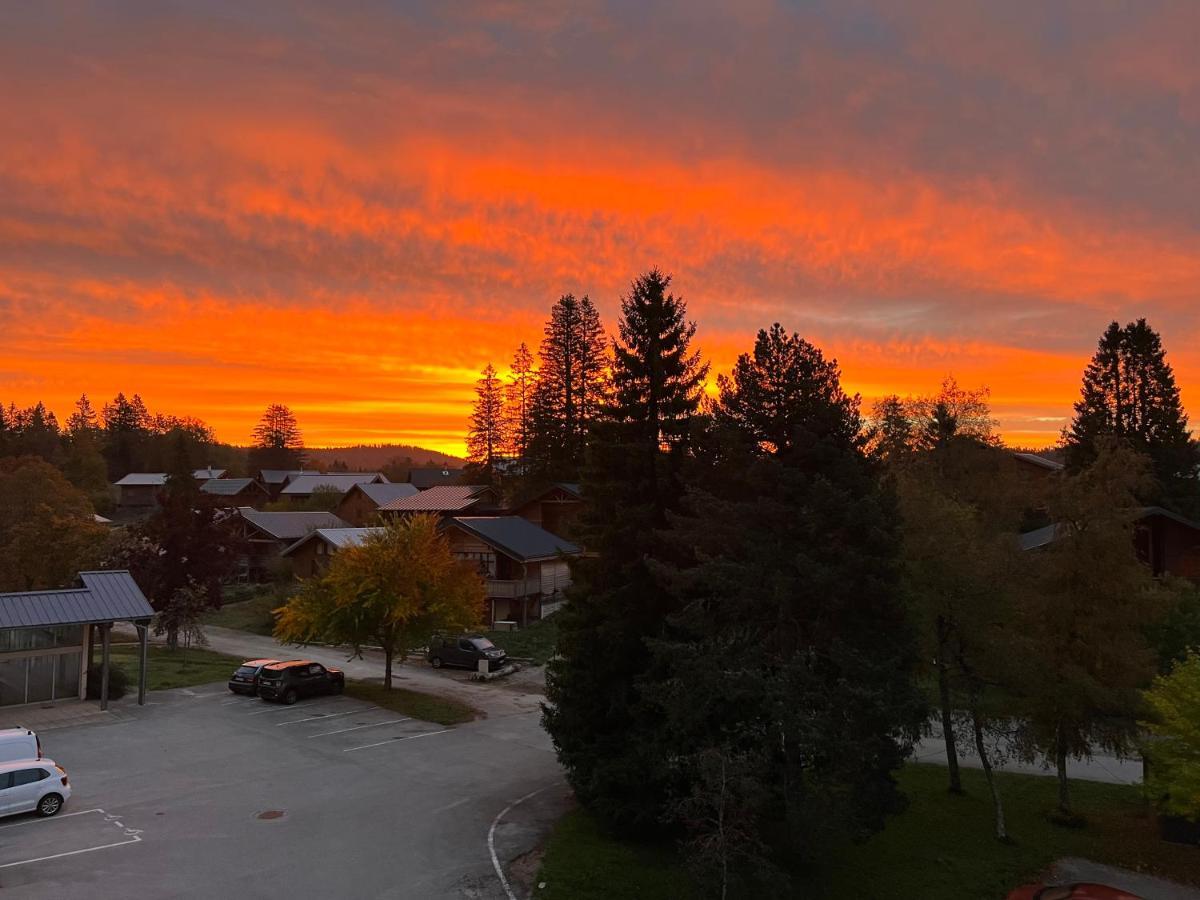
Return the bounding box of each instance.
[486,615,559,664]
[343,681,477,726]
[536,808,695,900]
[204,587,284,636]
[535,764,1200,900]
[106,643,247,692]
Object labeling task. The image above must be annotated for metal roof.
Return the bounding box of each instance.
[447,516,581,562]
[408,468,465,490]
[1018,523,1062,551]
[378,485,487,512]
[555,482,583,498]
[193,467,227,480]
[113,473,167,486]
[353,483,420,506]
[200,477,261,496]
[0,571,154,629]
[1012,452,1064,472]
[280,473,387,496]
[258,469,317,485]
[280,527,384,557]
[1018,506,1200,552]
[238,508,350,541]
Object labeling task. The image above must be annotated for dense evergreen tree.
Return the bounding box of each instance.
[1065,319,1198,508]
[528,294,607,478]
[544,269,707,830]
[503,343,536,462]
[102,392,151,477]
[649,326,925,885]
[466,363,506,482]
[248,403,305,471]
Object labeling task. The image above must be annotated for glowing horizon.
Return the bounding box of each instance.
[3,3,1198,458]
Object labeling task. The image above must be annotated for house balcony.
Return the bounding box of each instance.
[485,576,542,599]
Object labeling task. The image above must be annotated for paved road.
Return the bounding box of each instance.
[0,683,568,899]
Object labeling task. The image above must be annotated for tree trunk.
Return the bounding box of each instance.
[166,624,179,652]
[936,618,963,794]
[384,645,393,690]
[971,708,1007,841]
[1055,726,1072,817]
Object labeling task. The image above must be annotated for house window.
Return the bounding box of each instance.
[457,551,496,578]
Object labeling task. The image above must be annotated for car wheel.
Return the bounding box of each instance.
[283,689,298,705]
[430,656,443,669]
[37,793,63,817]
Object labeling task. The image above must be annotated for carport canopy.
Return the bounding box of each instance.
[0,571,155,709]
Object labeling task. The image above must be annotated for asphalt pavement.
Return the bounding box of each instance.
[0,681,568,899]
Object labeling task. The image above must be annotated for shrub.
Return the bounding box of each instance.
[1141,651,1200,820]
[85,664,129,700]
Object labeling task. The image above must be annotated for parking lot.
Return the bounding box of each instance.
[0,685,567,898]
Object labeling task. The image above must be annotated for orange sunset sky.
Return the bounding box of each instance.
[2,2,1199,457]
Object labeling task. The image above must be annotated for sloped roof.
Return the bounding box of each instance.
[1018,506,1200,552]
[353,482,420,506]
[447,516,581,562]
[280,527,384,557]
[0,570,154,629]
[1012,452,1064,472]
[114,473,167,487]
[408,468,464,490]
[193,467,226,480]
[238,508,350,541]
[258,469,315,485]
[378,485,488,512]
[201,477,262,496]
[555,482,583,498]
[281,473,387,496]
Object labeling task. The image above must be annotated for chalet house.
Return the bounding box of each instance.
[508,483,583,538]
[335,482,420,526]
[279,473,388,502]
[443,516,580,627]
[113,473,167,508]
[257,469,319,501]
[193,467,226,481]
[232,508,349,578]
[281,527,382,578]
[200,477,269,506]
[408,467,464,490]
[377,485,497,518]
[1020,506,1200,581]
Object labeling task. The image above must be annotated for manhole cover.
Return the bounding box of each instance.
[256,810,286,820]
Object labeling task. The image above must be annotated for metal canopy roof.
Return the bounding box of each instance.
[0,571,154,629]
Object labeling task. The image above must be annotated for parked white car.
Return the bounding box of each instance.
[0,758,70,818]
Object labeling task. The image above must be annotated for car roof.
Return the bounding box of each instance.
[240,658,280,667]
[263,659,313,671]
[0,727,34,737]
[0,758,56,771]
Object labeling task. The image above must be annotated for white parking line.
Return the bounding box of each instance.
[309,717,410,738]
[276,709,360,726]
[245,701,352,717]
[489,785,552,900]
[343,728,451,752]
[0,807,144,870]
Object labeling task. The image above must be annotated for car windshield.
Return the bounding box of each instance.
[470,638,496,651]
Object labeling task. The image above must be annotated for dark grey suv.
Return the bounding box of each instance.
[427,634,507,671]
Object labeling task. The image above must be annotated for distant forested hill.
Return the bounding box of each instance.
[304,444,465,472]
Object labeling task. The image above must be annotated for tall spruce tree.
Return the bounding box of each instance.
[544,269,707,830]
[248,403,305,471]
[1066,319,1198,508]
[649,326,925,884]
[528,294,607,478]
[466,363,507,482]
[503,343,536,463]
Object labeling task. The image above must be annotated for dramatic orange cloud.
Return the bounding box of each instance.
[2,2,1198,455]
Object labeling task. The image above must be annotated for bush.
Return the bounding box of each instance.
[85,663,129,700]
[1142,651,1200,820]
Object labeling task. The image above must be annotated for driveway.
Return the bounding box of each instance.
[0,681,567,897]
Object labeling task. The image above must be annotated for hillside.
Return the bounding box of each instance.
[304,444,465,471]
